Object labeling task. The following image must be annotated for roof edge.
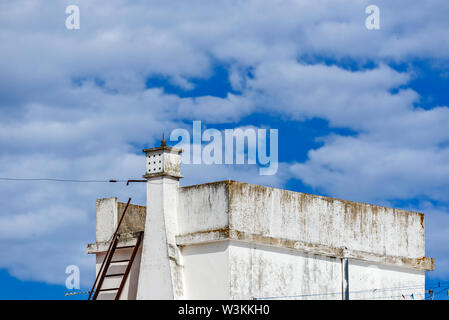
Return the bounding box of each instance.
[176,228,434,271]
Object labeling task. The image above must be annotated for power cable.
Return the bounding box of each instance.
[0,177,124,183]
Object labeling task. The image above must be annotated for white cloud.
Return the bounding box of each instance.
[247,61,417,129]
[0,206,87,241]
[290,134,449,202]
[177,93,255,123]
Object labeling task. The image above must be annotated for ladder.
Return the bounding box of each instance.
[88,198,143,300]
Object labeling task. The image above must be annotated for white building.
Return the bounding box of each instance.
[87,142,434,300]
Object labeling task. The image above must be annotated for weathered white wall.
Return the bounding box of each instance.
[228,181,425,259]
[174,180,431,300]
[347,260,425,300]
[96,197,117,243]
[177,181,426,260]
[178,182,229,235]
[228,241,342,300]
[179,241,425,300]
[180,240,342,300]
[181,241,230,299]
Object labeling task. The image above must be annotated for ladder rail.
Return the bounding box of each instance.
[115,231,143,300]
[88,197,132,300]
[92,236,119,300]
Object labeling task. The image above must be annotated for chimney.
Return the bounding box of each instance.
[136,139,184,299]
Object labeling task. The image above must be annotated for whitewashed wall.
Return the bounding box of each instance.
[347,260,425,300]
[181,241,230,299]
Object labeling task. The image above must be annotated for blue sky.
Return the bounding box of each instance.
[1,0,449,299]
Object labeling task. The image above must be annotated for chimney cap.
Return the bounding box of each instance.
[142,138,183,179]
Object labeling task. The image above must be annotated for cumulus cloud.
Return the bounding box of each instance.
[290,133,449,202]
[247,62,417,128]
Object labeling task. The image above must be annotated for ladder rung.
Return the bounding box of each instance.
[116,245,135,249]
[110,259,131,263]
[105,273,125,277]
[98,288,119,292]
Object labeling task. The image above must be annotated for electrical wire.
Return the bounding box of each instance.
[366,293,426,300]
[0,177,125,183]
[255,283,442,300]
[0,177,179,184]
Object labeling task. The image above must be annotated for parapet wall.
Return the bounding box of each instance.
[93,197,146,245]
[176,180,433,271]
[177,181,229,235]
[228,181,424,258]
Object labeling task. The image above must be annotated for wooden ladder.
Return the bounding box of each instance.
[88,198,143,300]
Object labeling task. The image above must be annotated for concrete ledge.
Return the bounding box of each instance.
[86,232,143,254]
[176,228,434,271]
[176,228,230,245]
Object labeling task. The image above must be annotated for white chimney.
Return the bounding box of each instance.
[136,138,184,299]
